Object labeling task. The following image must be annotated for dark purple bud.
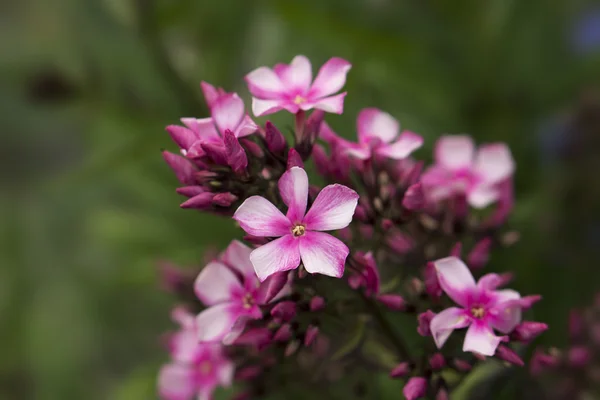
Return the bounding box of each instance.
[166,125,196,150]
[271,301,297,322]
[265,121,287,153]
[530,348,560,376]
[212,192,238,207]
[354,204,369,222]
[417,310,436,337]
[235,365,263,381]
[381,219,394,231]
[305,109,325,142]
[233,328,272,349]
[240,138,264,158]
[386,230,415,255]
[224,130,248,174]
[423,263,442,300]
[176,186,204,198]
[287,148,304,169]
[274,324,293,342]
[453,359,472,372]
[403,377,428,400]
[402,183,425,211]
[513,321,548,342]
[256,271,290,304]
[338,227,352,242]
[429,353,446,370]
[180,192,214,209]
[359,224,374,240]
[242,235,269,246]
[304,325,319,347]
[310,296,325,312]
[568,346,591,368]
[495,345,524,366]
[389,362,410,378]
[467,238,492,269]
[377,294,406,311]
[569,310,584,340]
[450,242,462,257]
[311,144,330,177]
[162,151,197,185]
[518,295,542,310]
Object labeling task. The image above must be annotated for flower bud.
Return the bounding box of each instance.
[240,138,264,158]
[402,183,425,211]
[201,142,228,164]
[257,271,290,304]
[224,130,248,174]
[512,321,548,342]
[176,186,205,198]
[467,238,492,269]
[287,148,304,169]
[310,296,325,312]
[271,301,297,322]
[569,310,584,340]
[386,230,414,255]
[212,192,238,207]
[518,295,542,310]
[403,377,427,400]
[162,151,197,185]
[235,365,263,381]
[417,310,436,337]
[180,192,214,209]
[311,144,331,177]
[389,362,410,378]
[436,389,449,400]
[530,348,560,376]
[568,346,591,368]
[453,359,472,372]
[450,242,462,257]
[495,345,524,366]
[304,325,319,347]
[423,263,442,300]
[376,294,406,311]
[265,121,287,153]
[429,353,446,370]
[274,324,293,342]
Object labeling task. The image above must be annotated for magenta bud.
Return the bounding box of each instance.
[304,325,319,347]
[400,160,424,187]
[354,204,369,222]
[402,183,425,211]
[338,227,353,242]
[467,238,492,269]
[450,242,462,257]
[359,224,374,240]
[162,151,197,185]
[199,81,224,108]
[235,365,263,381]
[376,294,406,311]
[310,296,325,312]
[311,144,331,177]
[212,192,238,207]
[389,362,410,378]
[495,345,524,366]
[386,230,415,255]
[381,218,394,231]
[513,321,548,342]
[429,353,446,370]
[271,301,297,322]
[417,310,436,337]
[166,125,195,151]
[568,310,584,340]
[224,130,248,174]
[403,377,428,400]
[240,138,264,158]
[568,346,591,368]
[305,109,325,141]
[453,359,472,372]
[518,295,542,310]
[200,141,228,164]
[233,328,272,349]
[176,186,204,198]
[274,323,293,342]
[257,271,290,304]
[287,148,304,169]
[265,121,287,153]
[436,389,449,400]
[180,192,214,209]
[423,263,442,300]
[530,348,560,375]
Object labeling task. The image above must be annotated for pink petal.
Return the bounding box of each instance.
[183,117,220,141]
[245,66,286,98]
[194,261,243,306]
[278,166,309,223]
[433,257,476,307]
[309,57,352,98]
[166,125,197,150]
[196,303,241,342]
[435,135,475,170]
[224,130,248,173]
[249,235,301,282]
[304,92,347,114]
[220,240,255,282]
[430,307,470,349]
[212,94,245,135]
[299,231,348,278]
[216,359,235,386]
[222,316,253,345]
[345,143,372,160]
[234,115,258,138]
[468,184,500,208]
[200,81,221,108]
[251,97,287,117]
[170,328,198,364]
[376,131,424,159]
[489,289,522,333]
[303,184,359,231]
[277,55,312,92]
[463,322,504,356]
[158,363,196,400]
[233,196,291,237]
[476,273,504,291]
[357,108,399,144]
[473,144,515,184]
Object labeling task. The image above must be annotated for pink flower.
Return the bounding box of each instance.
[166,93,257,159]
[430,256,522,356]
[194,240,291,343]
[233,167,359,281]
[245,55,351,116]
[339,108,423,160]
[421,135,515,208]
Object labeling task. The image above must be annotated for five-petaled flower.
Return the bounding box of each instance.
[245,55,351,116]
[421,135,515,208]
[194,240,291,343]
[233,167,359,281]
[158,308,234,400]
[429,256,522,356]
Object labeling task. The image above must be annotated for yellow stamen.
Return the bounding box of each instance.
[292,225,306,237]
[242,293,254,309]
[471,306,485,319]
[294,95,306,105]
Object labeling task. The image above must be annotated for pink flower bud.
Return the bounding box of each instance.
[376,294,406,311]
[287,148,304,169]
[162,151,197,185]
[400,160,423,187]
[235,365,263,381]
[403,377,427,400]
[176,186,205,198]
[436,389,449,400]
[423,263,442,300]
[180,192,214,209]
[389,362,410,378]
[530,348,560,376]
[568,310,584,340]
[429,353,446,370]
[418,310,436,337]
[512,321,548,342]
[257,271,290,304]
[265,121,287,153]
[312,144,331,177]
[212,192,238,207]
[234,328,272,349]
[305,109,325,142]
[381,218,394,231]
[310,296,325,312]
[402,183,425,211]
[386,230,414,255]
[359,224,374,240]
[354,204,369,222]
[201,141,228,164]
[518,295,542,310]
[242,235,269,246]
[224,130,248,174]
[450,242,462,257]
[467,238,492,269]
[453,359,472,372]
[304,325,319,347]
[240,138,264,158]
[338,227,353,242]
[495,345,524,366]
[274,324,293,342]
[567,346,591,368]
[271,301,297,322]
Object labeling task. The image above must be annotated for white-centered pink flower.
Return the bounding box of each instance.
[421,135,515,208]
[194,240,291,343]
[336,108,423,160]
[429,257,522,356]
[233,167,359,281]
[245,55,351,116]
[158,308,234,400]
[166,93,257,159]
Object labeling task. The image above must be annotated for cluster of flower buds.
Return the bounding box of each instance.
[158,55,546,399]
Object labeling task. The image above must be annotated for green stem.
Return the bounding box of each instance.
[362,294,411,361]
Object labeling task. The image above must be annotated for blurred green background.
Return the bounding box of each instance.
[2,0,600,398]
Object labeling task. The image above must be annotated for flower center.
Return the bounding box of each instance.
[198,361,212,375]
[242,293,255,309]
[293,95,306,105]
[292,224,306,237]
[470,306,485,319]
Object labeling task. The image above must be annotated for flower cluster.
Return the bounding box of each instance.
[158,55,546,399]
